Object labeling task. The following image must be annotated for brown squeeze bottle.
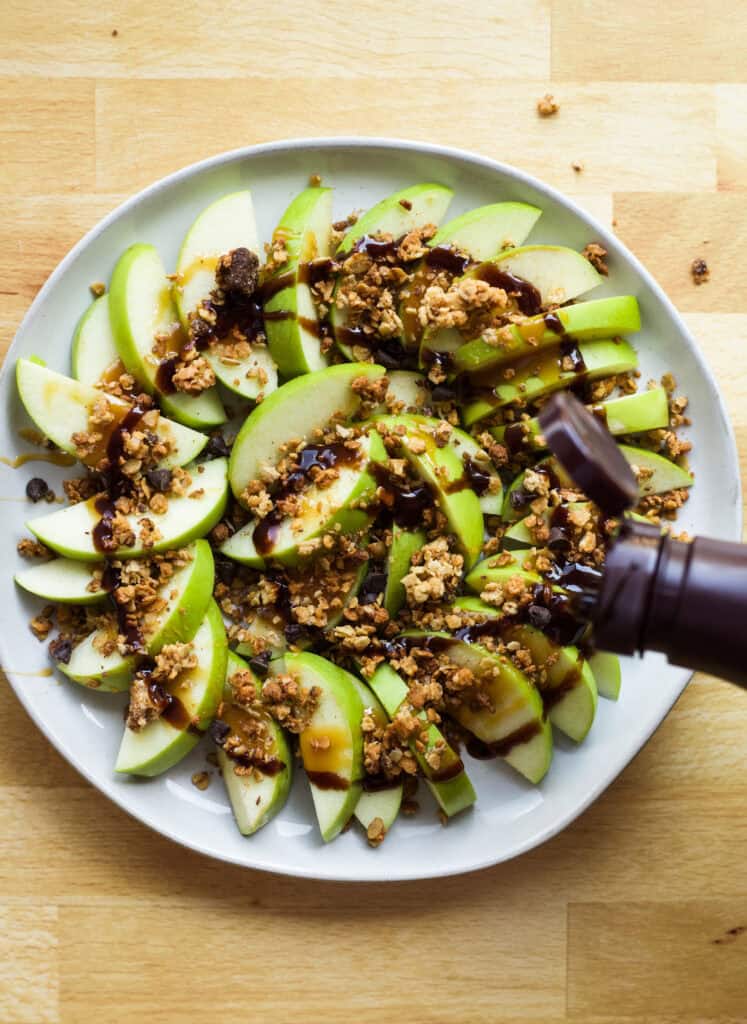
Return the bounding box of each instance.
[538,392,747,687]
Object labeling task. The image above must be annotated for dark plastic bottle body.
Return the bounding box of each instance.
[588,521,747,687]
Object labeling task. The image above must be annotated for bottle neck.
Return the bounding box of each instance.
[587,522,747,687]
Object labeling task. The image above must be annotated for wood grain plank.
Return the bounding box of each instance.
[58,895,564,1024]
[94,80,716,194]
[0,79,95,194]
[0,677,87,788]
[568,900,747,1018]
[0,195,126,357]
[716,86,747,190]
[0,905,58,1023]
[0,0,550,80]
[552,0,747,82]
[613,193,747,312]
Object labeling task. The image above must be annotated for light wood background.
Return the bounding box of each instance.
[1,2,747,1021]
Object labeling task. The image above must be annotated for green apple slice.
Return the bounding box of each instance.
[384,524,426,617]
[400,202,542,347]
[115,600,227,776]
[429,202,542,256]
[491,386,670,453]
[504,504,649,549]
[173,191,277,402]
[371,414,484,568]
[588,650,622,700]
[452,598,597,742]
[58,539,215,691]
[420,244,604,369]
[221,430,385,568]
[264,186,333,377]
[381,370,430,413]
[16,358,207,469]
[174,190,259,326]
[216,651,293,835]
[465,560,542,594]
[28,458,228,561]
[367,663,476,817]
[331,183,454,358]
[347,675,403,835]
[502,445,693,522]
[401,632,552,784]
[284,652,364,842]
[336,183,454,255]
[463,338,639,427]
[448,423,503,515]
[487,245,602,304]
[109,243,226,429]
[71,294,123,388]
[15,558,107,606]
[228,362,386,504]
[451,295,641,375]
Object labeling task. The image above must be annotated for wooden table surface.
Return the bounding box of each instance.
[2,2,747,1021]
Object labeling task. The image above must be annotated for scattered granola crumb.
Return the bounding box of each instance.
[89,281,106,297]
[572,161,584,173]
[17,538,51,559]
[537,93,559,117]
[691,258,709,286]
[582,242,609,276]
[309,173,322,187]
[366,816,387,847]
[191,771,210,791]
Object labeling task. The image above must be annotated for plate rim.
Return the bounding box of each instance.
[1,135,742,882]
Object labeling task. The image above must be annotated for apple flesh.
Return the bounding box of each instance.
[264,186,333,377]
[462,338,639,426]
[331,182,454,358]
[71,294,122,388]
[367,663,476,817]
[15,558,108,606]
[58,539,215,691]
[384,524,426,617]
[378,370,429,414]
[109,243,226,429]
[28,457,228,561]
[403,631,553,784]
[453,597,597,742]
[371,414,484,568]
[501,444,693,522]
[491,385,669,452]
[228,362,386,505]
[220,430,385,568]
[16,358,207,470]
[217,651,293,835]
[347,675,403,835]
[115,600,227,776]
[451,295,641,375]
[588,650,622,700]
[174,191,278,402]
[284,652,365,842]
[401,201,542,347]
[504,504,649,548]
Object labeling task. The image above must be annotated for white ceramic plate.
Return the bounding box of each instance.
[1,138,740,881]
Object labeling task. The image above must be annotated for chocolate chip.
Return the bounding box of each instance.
[429,384,457,403]
[248,650,271,678]
[208,719,231,745]
[26,477,50,502]
[359,569,387,604]
[49,636,73,664]
[145,468,172,492]
[214,554,237,585]
[202,434,231,460]
[284,623,308,645]
[547,527,571,551]
[509,487,531,510]
[527,604,552,629]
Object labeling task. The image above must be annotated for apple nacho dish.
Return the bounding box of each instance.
[12,180,694,846]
